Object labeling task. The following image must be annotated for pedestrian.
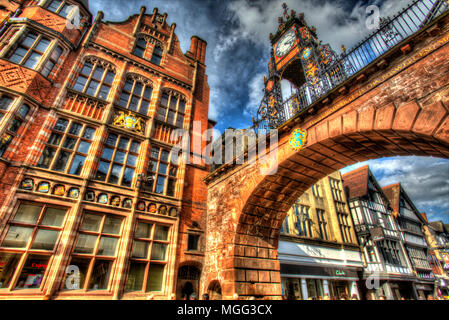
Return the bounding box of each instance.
[351,294,358,300]
[378,295,386,300]
[202,293,210,300]
[190,292,198,300]
[232,293,239,300]
[427,294,434,300]
[340,293,348,300]
[323,293,330,300]
[317,295,322,300]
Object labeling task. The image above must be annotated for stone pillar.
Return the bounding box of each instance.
[301,279,308,300]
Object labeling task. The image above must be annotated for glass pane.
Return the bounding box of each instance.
[125,262,146,292]
[37,147,56,168]
[178,100,186,113]
[155,176,166,194]
[35,38,50,52]
[1,226,33,248]
[126,154,137,167]
[150,243,167,261]
[83,127,95,140]
[77,141,91,154]
[80,63,93,75]
[106,134,117,146]
[128,95,139,111]
[96,161,109,181]
[167,111,175,125]
[114,151,126,164]
[69,155,86,175]
[149,160,157,172]
[9,47,27,64]
[47,0,62,12]
[123,80,133,92]
[160,150,169,162]
[102,216,122,235]
[150,147,160,159]
[86,80,99,96]
[74,234,97,254]
[64,257,90,290]
[88,260,112,290]
[154,225,169,241]
[133,46,145,58]
[157,107,166,121]
[167,179,176,197]
[139,100,149,115]
[134,83,143,96]
[31,229,59,250]
[73,75,87,92]
[98,85,110,100]
[0,97,13,110]
[41,207,66,227]
[132,241,149,258]
[68,122,82,136]
[135,222,152,239]
[93,66,105,80]
[23,34,38,47]
[160,94,169,107]
[63,137,76,150]
[122,167,134,187]
[101,148,113,161]
[15,255,50,289]
[0,252,21,288]
[13,203,42,224]
[52,150,70,172]
[130,141,140,153]
[176,114,184,128]
[169,96,177,110]
[158,163,167,175]
[59,4,73,18]
[169,166,177,177]
[17,104,30,118]
[97,237,118,256]
[51,46,63,61]
[108,164,122,184]
[143,87,152,99]
[42,58,55,77]
[24,52,42,69]
[54,118,69,132]
[118,137,129,150]
[118,93,130,107]
[8,118,21,133]
[80,214,102,232]
[146,264,165,292]
[104,72,115,85]
[151,54,161,66]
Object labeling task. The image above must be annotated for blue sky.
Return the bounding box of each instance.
[88,0,449,223]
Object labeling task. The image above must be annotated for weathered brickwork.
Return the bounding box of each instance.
[203,13,449,299]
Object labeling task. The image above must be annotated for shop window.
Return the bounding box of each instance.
[125,222,171,292]
[0,102,31,158]
[156,91,186,128]
[95,132,140,187]
[37,118,95,176]
[117,75,153,115]
[151,45,163,66]
[73,59,115,100]
[187,234,200,251]
[0,203,67,290]
[147,146,178,196]
[63,212,123,291]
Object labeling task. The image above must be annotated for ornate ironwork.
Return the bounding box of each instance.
[253,0,449,132]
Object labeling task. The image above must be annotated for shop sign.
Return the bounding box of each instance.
[336,270,346,276]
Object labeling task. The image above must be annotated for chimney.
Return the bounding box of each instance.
[189,36,207,64]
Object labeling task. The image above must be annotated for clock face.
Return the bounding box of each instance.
[275,29,297,58]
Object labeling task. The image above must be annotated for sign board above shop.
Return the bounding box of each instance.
[280,264,360,279]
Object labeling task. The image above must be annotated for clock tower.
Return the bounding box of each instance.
[255,3,341,129]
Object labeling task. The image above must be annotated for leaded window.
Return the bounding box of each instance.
[125,221,170,292]
[0,101,31,158]
[316,209,329,240]
[133,38,147,58]
[46,0,77,18]
[157,91,185,128]
[151,45,163,66]
[338,212,353,243]
[294,204,312,237]
[73,60,115,100]
[37,119,95,175]
[117,76,153,115]
[95,133,140,187]
[147,146,178,197]
[63,212,123,291]
[0,202,67,290]
[8,32,53,71]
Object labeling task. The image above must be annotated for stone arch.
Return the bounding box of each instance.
[176,262,202,300]
[207,280,222,300]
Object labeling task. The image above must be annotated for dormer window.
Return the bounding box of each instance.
[151,46,163,66]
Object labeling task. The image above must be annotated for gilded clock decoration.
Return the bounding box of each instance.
[289,128,308,151]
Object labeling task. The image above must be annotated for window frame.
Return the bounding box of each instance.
[117,76,153,116]
[0,201,68,291]
[147,145,178,197]
[316,209,329,240]
[72,59,116,101]
[124,221,172,293]
[156,91,186,128]
[36,118,96,176]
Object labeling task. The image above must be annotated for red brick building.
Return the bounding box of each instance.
[0,0,213,299]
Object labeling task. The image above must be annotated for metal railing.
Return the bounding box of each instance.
[262,0,449,129]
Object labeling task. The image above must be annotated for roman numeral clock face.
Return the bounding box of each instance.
[275,29,297,58]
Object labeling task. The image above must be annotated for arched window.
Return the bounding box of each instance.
[151,45,163,66]
[133,38,147,58]
[117,75,152,115]
[73,58,115,100]
[157,90,186,128]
